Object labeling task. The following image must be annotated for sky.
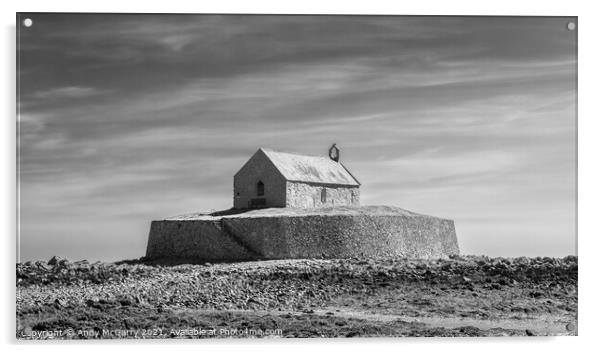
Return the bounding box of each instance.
[17,14,577,262]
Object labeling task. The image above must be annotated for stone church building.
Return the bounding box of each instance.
[146,145,459,261]
[233,147,360,209]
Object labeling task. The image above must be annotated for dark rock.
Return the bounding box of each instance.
[57,259,71,268]
[85,297,100,307]
[36,262,51,271]
[48,256,63,266]
[119,297,133,306]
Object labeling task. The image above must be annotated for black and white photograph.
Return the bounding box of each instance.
[16,13,577,339]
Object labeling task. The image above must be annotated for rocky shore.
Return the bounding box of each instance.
[16,255,578,339]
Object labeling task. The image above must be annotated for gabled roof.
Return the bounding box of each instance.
[259,148,360,186]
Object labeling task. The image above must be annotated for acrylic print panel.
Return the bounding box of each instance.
[16,13,577,339]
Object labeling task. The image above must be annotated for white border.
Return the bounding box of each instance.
[3,1,599,352]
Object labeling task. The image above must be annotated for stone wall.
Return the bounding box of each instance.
[233,151,287,209]
[146,206,459,261]
[286,182,359,208]
[146,220,255,261]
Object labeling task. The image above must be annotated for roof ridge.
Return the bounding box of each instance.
[260,147,331,160]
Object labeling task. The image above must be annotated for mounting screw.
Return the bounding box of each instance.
[567,22,576,31]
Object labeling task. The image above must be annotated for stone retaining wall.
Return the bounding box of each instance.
[146,207,459,261]
[146,220,256,262]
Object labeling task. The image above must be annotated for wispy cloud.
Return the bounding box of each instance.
[32,86,102,100]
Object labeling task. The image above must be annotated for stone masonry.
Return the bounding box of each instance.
[286,182,359,208]
[146,206,459,261]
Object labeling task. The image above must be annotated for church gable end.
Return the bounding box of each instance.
[233,149,287,209]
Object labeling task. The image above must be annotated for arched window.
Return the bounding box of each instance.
[257,181,264,196]
[321,188,327,203]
